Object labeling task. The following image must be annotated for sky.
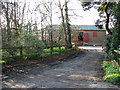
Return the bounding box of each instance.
[52,0,100,25]
[17,0,100,29]
[1,0,100,29]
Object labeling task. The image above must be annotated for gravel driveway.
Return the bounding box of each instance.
[2,48,120,88]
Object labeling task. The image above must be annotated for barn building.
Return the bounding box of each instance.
[72,25,106,45]
[43,25,106,46]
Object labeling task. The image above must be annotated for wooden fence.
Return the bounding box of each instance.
[1,44,78,61]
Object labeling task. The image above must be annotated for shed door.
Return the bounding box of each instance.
[78,32,83,41]
[83,33,89,42]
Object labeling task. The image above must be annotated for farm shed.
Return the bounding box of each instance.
[72,25,106,45]
[43,25,106,45]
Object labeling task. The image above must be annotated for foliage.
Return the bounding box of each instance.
[81,1,118,35]
[23,31,44,54]
[104,74,120,83]
[103,60,111,70]
[101,2,120,84]
[2,46,66,63]
[1,2,45,63]
[103,35,112,59]
[103,29,120,63]
[103,2,120,64]
[110,27,120,62]
[2,30,44,63]
[102,60,120,83]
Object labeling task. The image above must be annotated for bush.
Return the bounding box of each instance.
[103,3,120,64]
[110,27,120,62]
[103,27,120,64]
[103,35,112,59]
[102,60,120,83]
[104,74,120,83]
[103,61,110,70]
[105,65,119,75]
[2,30,44,63]
[23,31,44,55]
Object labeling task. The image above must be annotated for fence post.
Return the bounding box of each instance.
[50,47,53,56]
[65,45,67,52]
[59,45,61,54]
[20,47,23,56]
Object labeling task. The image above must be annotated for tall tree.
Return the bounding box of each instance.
[0,2,2,50]
[50,1,53,55]
[5,2,11,44]
[58,0,68,45]
[104,2,112,35]
[81,1,114,35]
[65,0,72,48]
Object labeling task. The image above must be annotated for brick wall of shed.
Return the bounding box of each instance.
[72,30,106,45]
[51,30,106,45]
[86,31,106,45]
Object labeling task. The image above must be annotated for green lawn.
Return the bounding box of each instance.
[41,47,66,57]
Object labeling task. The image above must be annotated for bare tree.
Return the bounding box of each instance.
[49,1,53,55]
[36,0,54,54]
[58,0,68,46]
[57,0,72,48]
[65,0,72,48]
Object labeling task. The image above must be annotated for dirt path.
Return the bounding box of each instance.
[2,49,120,88]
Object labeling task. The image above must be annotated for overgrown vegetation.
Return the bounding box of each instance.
[1,0,74,65]
[2,45,80,64]
[2,46,67,64]
[2,30,45,63]
[102,60,120,84]
[102,2,120,84]
[103,28,120,63]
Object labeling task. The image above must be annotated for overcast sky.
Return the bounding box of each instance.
[2,0,100,29]
[52,0,100,25]
[22,0,100,28]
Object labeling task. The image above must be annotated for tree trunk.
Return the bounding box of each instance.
[58,0,68,45]
[50,2,53,55]
[65,1,72,48]
[6,3,11,43]
[41,16,44,42]
[104,2,112,35]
